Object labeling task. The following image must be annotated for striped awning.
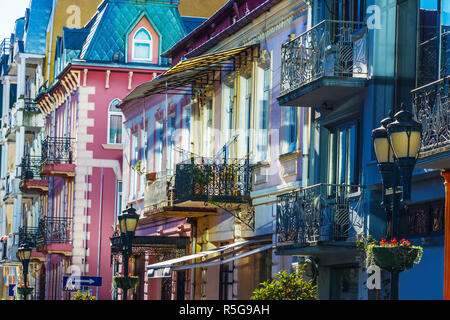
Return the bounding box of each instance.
[121,44,259,104]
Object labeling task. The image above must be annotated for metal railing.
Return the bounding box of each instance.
[276,183,365,247]
[21,156,47,181]
[174,156,251,204]
[280,20,368,96]
[18,227,39,248]
[0,38,11,56]
[413,76,450,155]
[41,137,75,165]
[37,216,73,245]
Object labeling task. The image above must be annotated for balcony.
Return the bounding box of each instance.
[14,98,43,132]
[278,20,368,108]
[275,183,365,257]
[18,227,39,248]
[144,172,217,219]
[36,216,73,255]
[40,137,76,178]
[174,157,251,207]
[413,76,450,170]
[19,156,49,194]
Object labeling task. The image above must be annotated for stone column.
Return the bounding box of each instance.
[443,170,450,300]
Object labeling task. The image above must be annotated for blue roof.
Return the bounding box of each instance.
[14,18,25,41]
[78,0,187,63]
[24,0,53,55]
[181,16,207,34]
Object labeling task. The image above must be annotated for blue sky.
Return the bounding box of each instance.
[0,0,30,42]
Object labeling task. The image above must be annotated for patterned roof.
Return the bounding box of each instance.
[181,16,207,34]
[74,0,186,63]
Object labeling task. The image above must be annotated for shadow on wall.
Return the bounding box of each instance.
[399,245,444,300]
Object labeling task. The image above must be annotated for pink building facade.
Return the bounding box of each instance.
[33,0,201,300]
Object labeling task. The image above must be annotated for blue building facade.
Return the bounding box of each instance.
[276,0,447,300]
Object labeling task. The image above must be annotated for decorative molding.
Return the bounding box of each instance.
[105,70,111,89]
[128,71,134,90]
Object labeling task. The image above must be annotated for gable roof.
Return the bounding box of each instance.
[78,0,186,63]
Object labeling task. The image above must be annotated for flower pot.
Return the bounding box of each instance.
[113,276,139,290]
[16,286,34,300]
[371,246,421,272]
[146,172,157,182]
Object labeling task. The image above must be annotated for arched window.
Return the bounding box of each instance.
[108,98,123,144]
[132,28,152,61]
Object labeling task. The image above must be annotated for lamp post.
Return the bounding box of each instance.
[118,205,139,300]
[372,107,422,300]
[17,244,32,300]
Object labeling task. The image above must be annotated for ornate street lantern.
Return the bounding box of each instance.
[372,113,396,207]
[17,244,32,288]
[387,109,422,204]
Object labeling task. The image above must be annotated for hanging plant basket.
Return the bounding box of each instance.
[16,286,34,300]
[113,276,139,290]
[367,244,423,272]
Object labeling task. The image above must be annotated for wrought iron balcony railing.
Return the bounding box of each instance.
[280,20,368,96]
[276,183,365,247]
[21,156,47,181]
[174,156,251,204]
[0,38,10,56]
[41,137,75,165]
[413,76,450,156]
[37,216,73,245]
[18,226,39,248]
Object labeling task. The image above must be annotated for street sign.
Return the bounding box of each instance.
[148,267,172,279]
[63,276,103,291]
[8,284,16,297]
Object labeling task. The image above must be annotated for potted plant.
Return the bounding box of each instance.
[251,263,318,300]
[16,283,34,300]
[359,236,423,272]
[191,165,213,195]
[72,290,97,300]
[113,274,139,291]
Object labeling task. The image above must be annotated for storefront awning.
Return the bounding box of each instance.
[121,44,259,104]
[147,239,272,278]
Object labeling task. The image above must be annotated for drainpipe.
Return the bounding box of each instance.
[84,166,89,276]
[96,167,104,298]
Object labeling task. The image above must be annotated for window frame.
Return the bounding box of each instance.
[107,98,123,145]
[132,27,153,62]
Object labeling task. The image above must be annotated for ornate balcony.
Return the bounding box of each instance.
[36,216,73,255]
[144,172,217,219]
[18,227,39,248]
[40,137,76,178]
[276,183,365,256]
[413,76,450,170]
[174,157,251,207]
[14,98,43,131]
[278,20,368,108]
[20,156,48,194]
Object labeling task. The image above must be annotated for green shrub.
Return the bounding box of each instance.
[251,264,318,300]
[72,290,97,300]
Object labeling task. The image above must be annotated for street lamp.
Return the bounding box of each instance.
[372,107,422,300]
[118,205,139,300]
[17,244,32,300]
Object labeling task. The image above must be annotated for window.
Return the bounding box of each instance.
[167,115,176,174]
[238,75,252,158]
[254,67,270,162]
[139,129,147,197]
[108,99,123,144]
[417,0,450,85]
[155,120,163,173]
[129,132,138,200]
[222,82,235,157]
[181,105,191,161]
[401,199,445,238]
[280,107,298,155]
[327,120,359,187]
[202,98,213,157]
[133,28,152,61]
